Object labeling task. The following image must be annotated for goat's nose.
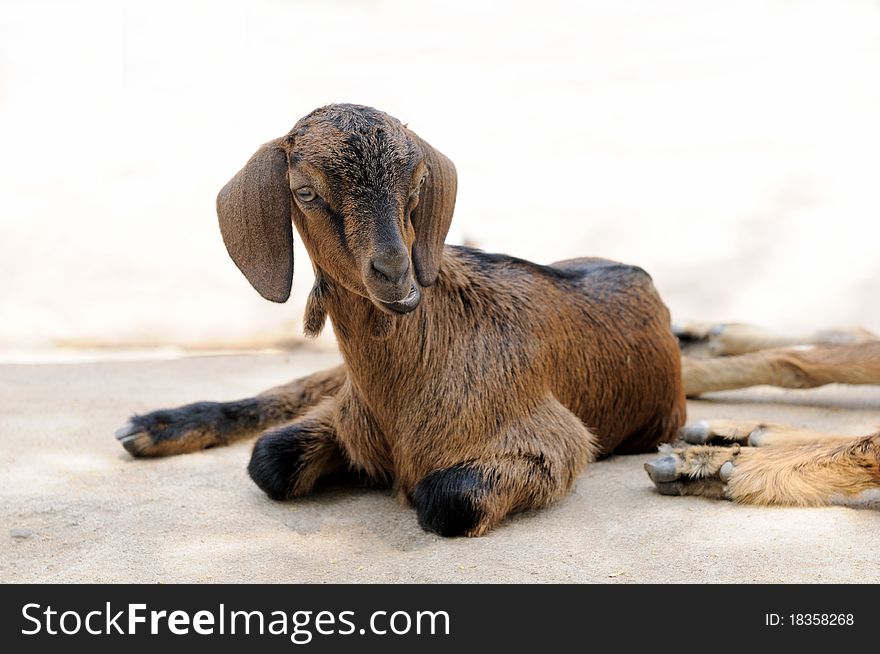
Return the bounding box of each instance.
[371,251,409,284]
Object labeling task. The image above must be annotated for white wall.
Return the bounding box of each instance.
[1,0,879,357]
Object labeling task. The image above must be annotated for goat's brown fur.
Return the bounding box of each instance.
[118,102,879,523]
[116,104,685,536]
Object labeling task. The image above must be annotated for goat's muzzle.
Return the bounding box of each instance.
[375,283,422,314]
[364,249,420,314]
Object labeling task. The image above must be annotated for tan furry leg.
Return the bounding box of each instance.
[725,434,880,507]
[680,419,856,447]
[645,434,880,509]
[643,443,741,498]
[682,342,880,396]
[674,321,877,357]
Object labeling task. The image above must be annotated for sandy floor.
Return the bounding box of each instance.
[1,349,878,584]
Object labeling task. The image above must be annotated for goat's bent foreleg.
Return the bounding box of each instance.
[247,398,355,500]
[411,397,596,537]
[682,342,880,396]
[645,434,880,508]
[116,364,346,457]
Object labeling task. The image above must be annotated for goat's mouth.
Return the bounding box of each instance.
[375,284,422,315]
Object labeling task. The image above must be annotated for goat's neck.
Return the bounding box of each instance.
[317,275,431,393]
[314,253,472,419]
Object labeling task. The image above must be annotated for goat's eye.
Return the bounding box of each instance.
[295,187,318,202]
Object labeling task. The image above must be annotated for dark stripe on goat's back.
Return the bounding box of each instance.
[450,245,585,283]
[449,246,652,291]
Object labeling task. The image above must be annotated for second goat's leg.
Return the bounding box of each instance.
[645,434,880,508]
[682,342,880,396]
[680,419,857,448]
[674,321,877,357]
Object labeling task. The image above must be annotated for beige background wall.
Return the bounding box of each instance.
[1,0,879,360]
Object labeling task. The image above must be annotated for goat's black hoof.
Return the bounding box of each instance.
[247,429,307,501]
[643,455,679,483]
[115,421,153,457]
[412,465,490,537]
[680,421,711,444]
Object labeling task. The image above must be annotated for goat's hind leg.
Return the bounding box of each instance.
[645,434,880,508]
[116,364,346,457]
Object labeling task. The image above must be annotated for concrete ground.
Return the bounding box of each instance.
[2,349,878,584]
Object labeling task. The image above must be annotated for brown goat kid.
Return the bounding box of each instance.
[115,104,686,536]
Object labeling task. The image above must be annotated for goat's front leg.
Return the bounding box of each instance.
[116,365,346,457]
[644,434,880,508]
[247,398,358,500]
[411,398,596,537]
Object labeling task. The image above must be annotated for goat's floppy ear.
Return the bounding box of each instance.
[216,137,294,303]
[409,133,457,287]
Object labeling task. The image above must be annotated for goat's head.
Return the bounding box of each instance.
[217,104,457,316]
